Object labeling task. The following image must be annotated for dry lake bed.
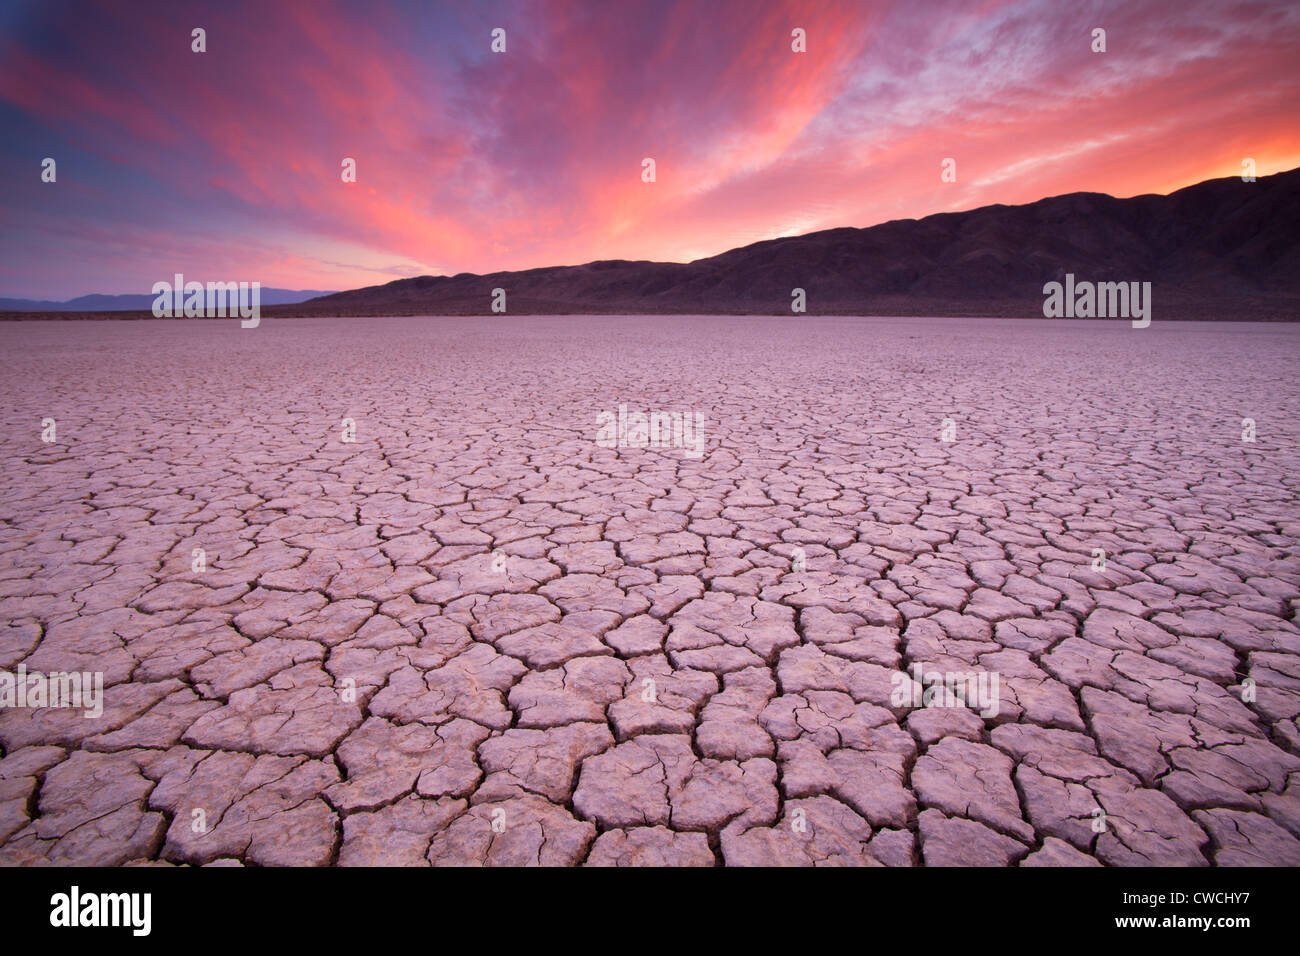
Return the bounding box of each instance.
[1,314,1298,866]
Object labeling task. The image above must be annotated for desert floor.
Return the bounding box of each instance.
[1,315,1298,866]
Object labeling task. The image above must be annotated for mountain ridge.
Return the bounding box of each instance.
[296,168,1299,319]
[0,289,336,312]
[5,170,1297,320]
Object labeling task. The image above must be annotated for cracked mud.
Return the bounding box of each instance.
[1,315,1298,867]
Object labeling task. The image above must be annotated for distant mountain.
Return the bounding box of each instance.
[0,289,335,311]
[5,170,1297,321]
[294,168,1300,319]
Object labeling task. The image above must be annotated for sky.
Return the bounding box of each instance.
[0,0,1297,300]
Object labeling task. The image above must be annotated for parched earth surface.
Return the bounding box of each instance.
[1,315,1298,867]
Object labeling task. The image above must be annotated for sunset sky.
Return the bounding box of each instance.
[1,0,1297,300]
